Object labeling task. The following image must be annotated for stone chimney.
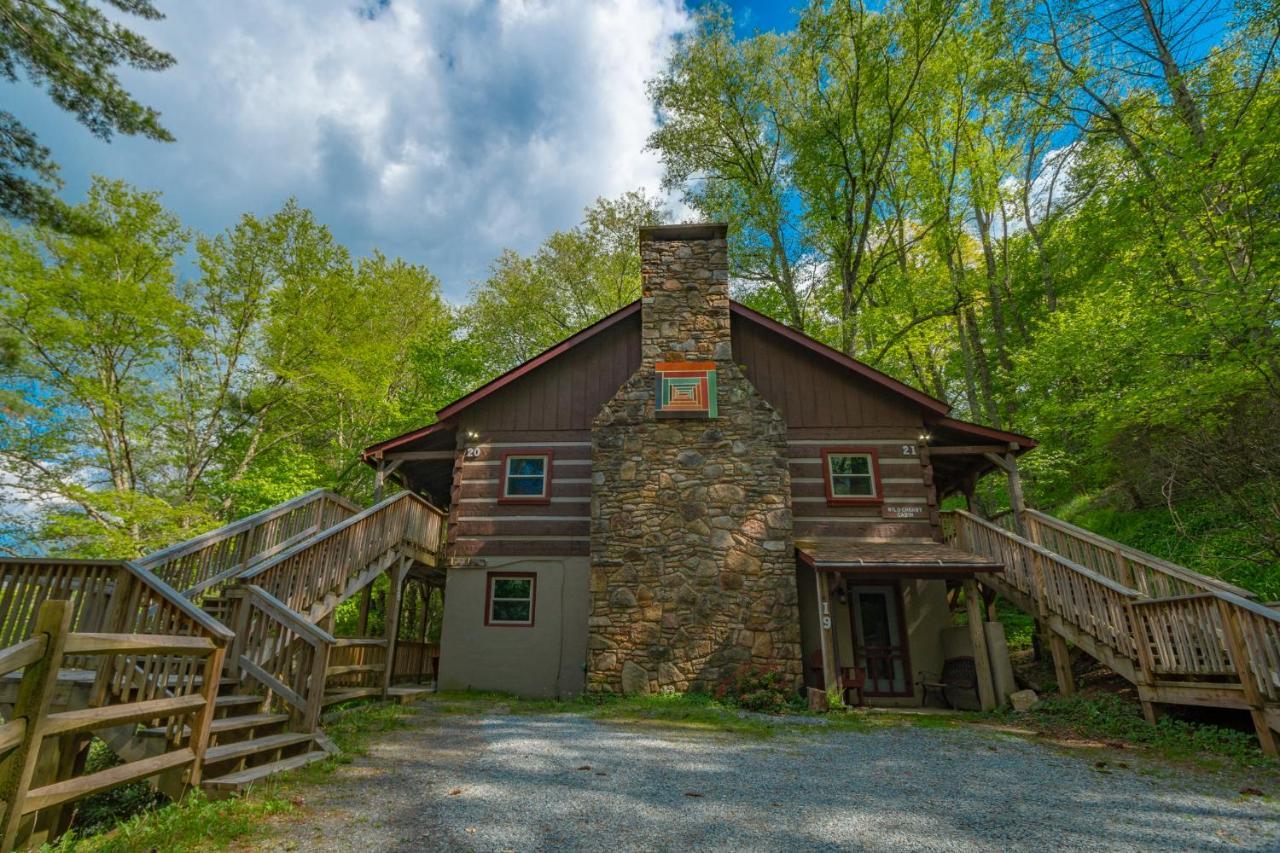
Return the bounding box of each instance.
[588,224,802,695]
[638,224,733,366]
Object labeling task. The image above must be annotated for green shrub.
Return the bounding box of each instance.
[714,665,802,714]
[1012,693,1276,768]
[68,740,165,836]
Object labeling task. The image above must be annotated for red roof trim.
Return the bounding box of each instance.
[929,416,1038,449]
[435,301,641,422]
[361,420,453,459]
[728,303,952,416]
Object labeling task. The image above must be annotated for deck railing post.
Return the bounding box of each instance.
[1217,599,1277,756]
[1126,601,1162,724]
[187,642,226,787]
[303,638,331,733]
[0,600,71,852]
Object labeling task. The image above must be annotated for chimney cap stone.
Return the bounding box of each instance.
[639,223,728,243]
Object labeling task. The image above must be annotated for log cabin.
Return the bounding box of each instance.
[362,223,1034,706]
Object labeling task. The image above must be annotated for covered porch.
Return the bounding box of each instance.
[796,540,1010,711]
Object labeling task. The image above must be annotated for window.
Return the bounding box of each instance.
[821,448,882,504]
[485,573,535,626]
[499,451,552,503]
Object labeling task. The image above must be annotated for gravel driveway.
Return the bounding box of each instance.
[259,707,1279,852]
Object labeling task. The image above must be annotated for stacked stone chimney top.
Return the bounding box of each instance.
[638,222,730,367]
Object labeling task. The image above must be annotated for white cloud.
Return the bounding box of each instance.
[13,0,692,299]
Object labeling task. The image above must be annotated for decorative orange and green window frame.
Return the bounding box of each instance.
[655,361,717,418]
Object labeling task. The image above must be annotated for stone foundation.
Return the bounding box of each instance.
[587,225,802,694]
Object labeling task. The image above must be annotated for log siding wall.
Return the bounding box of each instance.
[448,434,593,558]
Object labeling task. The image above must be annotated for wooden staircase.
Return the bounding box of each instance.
[947,508,1280,754]
[0,488,446,849]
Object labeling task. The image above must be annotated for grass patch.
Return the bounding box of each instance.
[45,791,295,853]
[1002,693,1280,772]
[421,690,954,738]
[44,700,415,852]
[426,689,784,737]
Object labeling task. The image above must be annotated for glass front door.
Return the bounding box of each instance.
[849,584,910,696]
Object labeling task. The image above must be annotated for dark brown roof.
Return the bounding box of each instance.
[797,540,1002,576]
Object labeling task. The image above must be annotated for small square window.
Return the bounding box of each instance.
[500,452,551,502]
[486,574,535,626]
[823,449,881,504]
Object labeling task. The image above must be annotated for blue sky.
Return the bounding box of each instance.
[7,1,792,302]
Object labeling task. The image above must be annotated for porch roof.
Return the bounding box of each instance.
[796,539,1001,578]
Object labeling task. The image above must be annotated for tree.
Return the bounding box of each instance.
[0,177,208,555]
[647,10,813,331]
[463,191,667,372]
[648,0,1280,582]
[0,181,472,556]
[0,0,175,226]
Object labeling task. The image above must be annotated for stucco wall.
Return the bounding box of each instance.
[437,557,588,698]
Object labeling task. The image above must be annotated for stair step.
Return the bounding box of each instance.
[214,694,263,710]
[139,712,289,740]
[210,712,289,734]
[201,750,328,792]
[203,731,315,765]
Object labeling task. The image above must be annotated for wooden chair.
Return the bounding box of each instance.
[808,648,866,706]
[919,656,979,710]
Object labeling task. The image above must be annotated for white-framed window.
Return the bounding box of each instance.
[499,452,551,501]
[822,448,880,502]
[486,573,535,626]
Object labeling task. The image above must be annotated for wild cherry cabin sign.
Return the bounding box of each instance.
[655,361,718,418]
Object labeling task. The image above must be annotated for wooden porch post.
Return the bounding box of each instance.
[963,579,997,711]
[1004,447,1027,538]
[1048,633,1075,697]
[373,456,386,503]
[814,571,842,707]
[357,583,372,636]
[382,555,409,697]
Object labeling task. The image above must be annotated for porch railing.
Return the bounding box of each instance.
[136,489,360,604]
[1021,509,1254,600]
[947,509,1280,750]
[238,492,446,618]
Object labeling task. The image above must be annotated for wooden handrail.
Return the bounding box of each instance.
[237,491,446,616]
[236,586,336,647]
[136,489,357,570]
[950,510,1138,596]
[0,558,234,646]
[947,508,1280,744]
[135,489,360,601]
[224,586,333,732]
[1022,508,1255,599]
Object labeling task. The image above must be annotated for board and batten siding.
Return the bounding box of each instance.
[730,313,924,430]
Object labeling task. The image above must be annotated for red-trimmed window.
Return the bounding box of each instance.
[498,450,552,503]
[821,447,883,505]
[485,572,535,626]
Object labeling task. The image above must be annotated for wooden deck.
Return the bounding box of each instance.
[0,490,447,850]
[947,509,1279,754]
